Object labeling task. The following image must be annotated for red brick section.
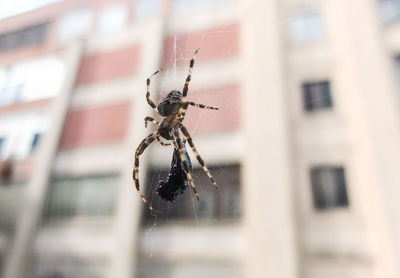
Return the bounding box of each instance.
[60,102,131,148]
[162,23,240,68]
[182,84,241,134]
[76,45,140,84]
[0,99,52,116]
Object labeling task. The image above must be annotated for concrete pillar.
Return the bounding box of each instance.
[325,0,400,277]
[108,20,165,278]
[3,42,83,278]
[241,0,299,277]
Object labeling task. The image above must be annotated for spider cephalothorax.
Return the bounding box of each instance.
[133,49,219,213]
[157,90,183,117]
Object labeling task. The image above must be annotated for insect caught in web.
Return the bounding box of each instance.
[156,142,192,203]
[133,48,219,213]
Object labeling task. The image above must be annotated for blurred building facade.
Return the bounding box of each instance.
[0,0,399,278]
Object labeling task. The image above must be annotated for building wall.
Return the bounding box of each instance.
[0,0,399,278]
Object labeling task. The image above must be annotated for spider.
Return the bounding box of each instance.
[133,49,219,213]
[156,144,192,202]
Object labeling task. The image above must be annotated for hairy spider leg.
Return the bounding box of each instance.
[172,127,200,201]
[185,102,219,111]
[179,123,218,189]
[146,70,162,113]
[144,116,171,146]
[178,48,199,121]
[133,131,159,213]
[157,136,171,146]
[144,116,159,127]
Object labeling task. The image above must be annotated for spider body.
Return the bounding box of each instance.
[133,49,219,213]
[156,146,192,202]
[157,90,183,117]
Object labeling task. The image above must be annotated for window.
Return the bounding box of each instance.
[0,113,48,160]
[30,255,107,278]
[310,166,349,210]
[133,0,162,21]
[42,175,118,223]
[97,4,128,34]
[172,0,236,14]
[143,164,241,222]
[57,8,93,42]
[0,56,65,106]
[0,182,25,232]
[378,0,400,23]
[302,81,333,112]
[0,22,49,51]
[290,10,324,44]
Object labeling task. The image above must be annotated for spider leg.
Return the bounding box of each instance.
[133,131,159,213]
[144,116,159,128]
[144,116,171,146]
[157,136,171,146]
[146,70,162,113]
[185,102,219,111]
[178,48,199,121]
[172,127,200,201]
[179,123,218,189]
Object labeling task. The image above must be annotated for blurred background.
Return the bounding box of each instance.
[0,0,400,277]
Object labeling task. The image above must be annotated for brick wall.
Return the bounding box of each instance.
[60,102,131,148]
[162,23,240,68]
[76,45,141,84]
[181,84,241,134]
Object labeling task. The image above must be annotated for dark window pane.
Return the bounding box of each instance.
[0,22,49,51]
[310,166,349,210]
[302,81,333,112]
[143,164,241,223]
[30,255,107,278]
[42,175,118,223]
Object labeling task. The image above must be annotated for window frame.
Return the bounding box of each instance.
[302,80,333,113]
[309,165,350,211]
[143,164,241,223]
[289,9,325,44]
[42,174,120,224]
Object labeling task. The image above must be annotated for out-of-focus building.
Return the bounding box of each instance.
[0,0,399,278]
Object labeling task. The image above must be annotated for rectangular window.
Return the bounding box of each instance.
[57,8,93,42]
[0,22,49,51]
[0,182,25,232]
[42,175,118,223]
[143,164,241,222]
[172,0,236,14]
[0,56,65,106]
[378,0,400,23]
[133,0,162,21]
[302,81,333,112]
[97,4,128,34]
[30,255,107,278]
[310,166,349,210]
[290,10,324,44]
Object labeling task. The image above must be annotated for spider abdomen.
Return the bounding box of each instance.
[157,90,183,117]
[156,147,192,202]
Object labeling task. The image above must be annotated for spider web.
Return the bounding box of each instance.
[140,1,332,259]
[140,21,242,233]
